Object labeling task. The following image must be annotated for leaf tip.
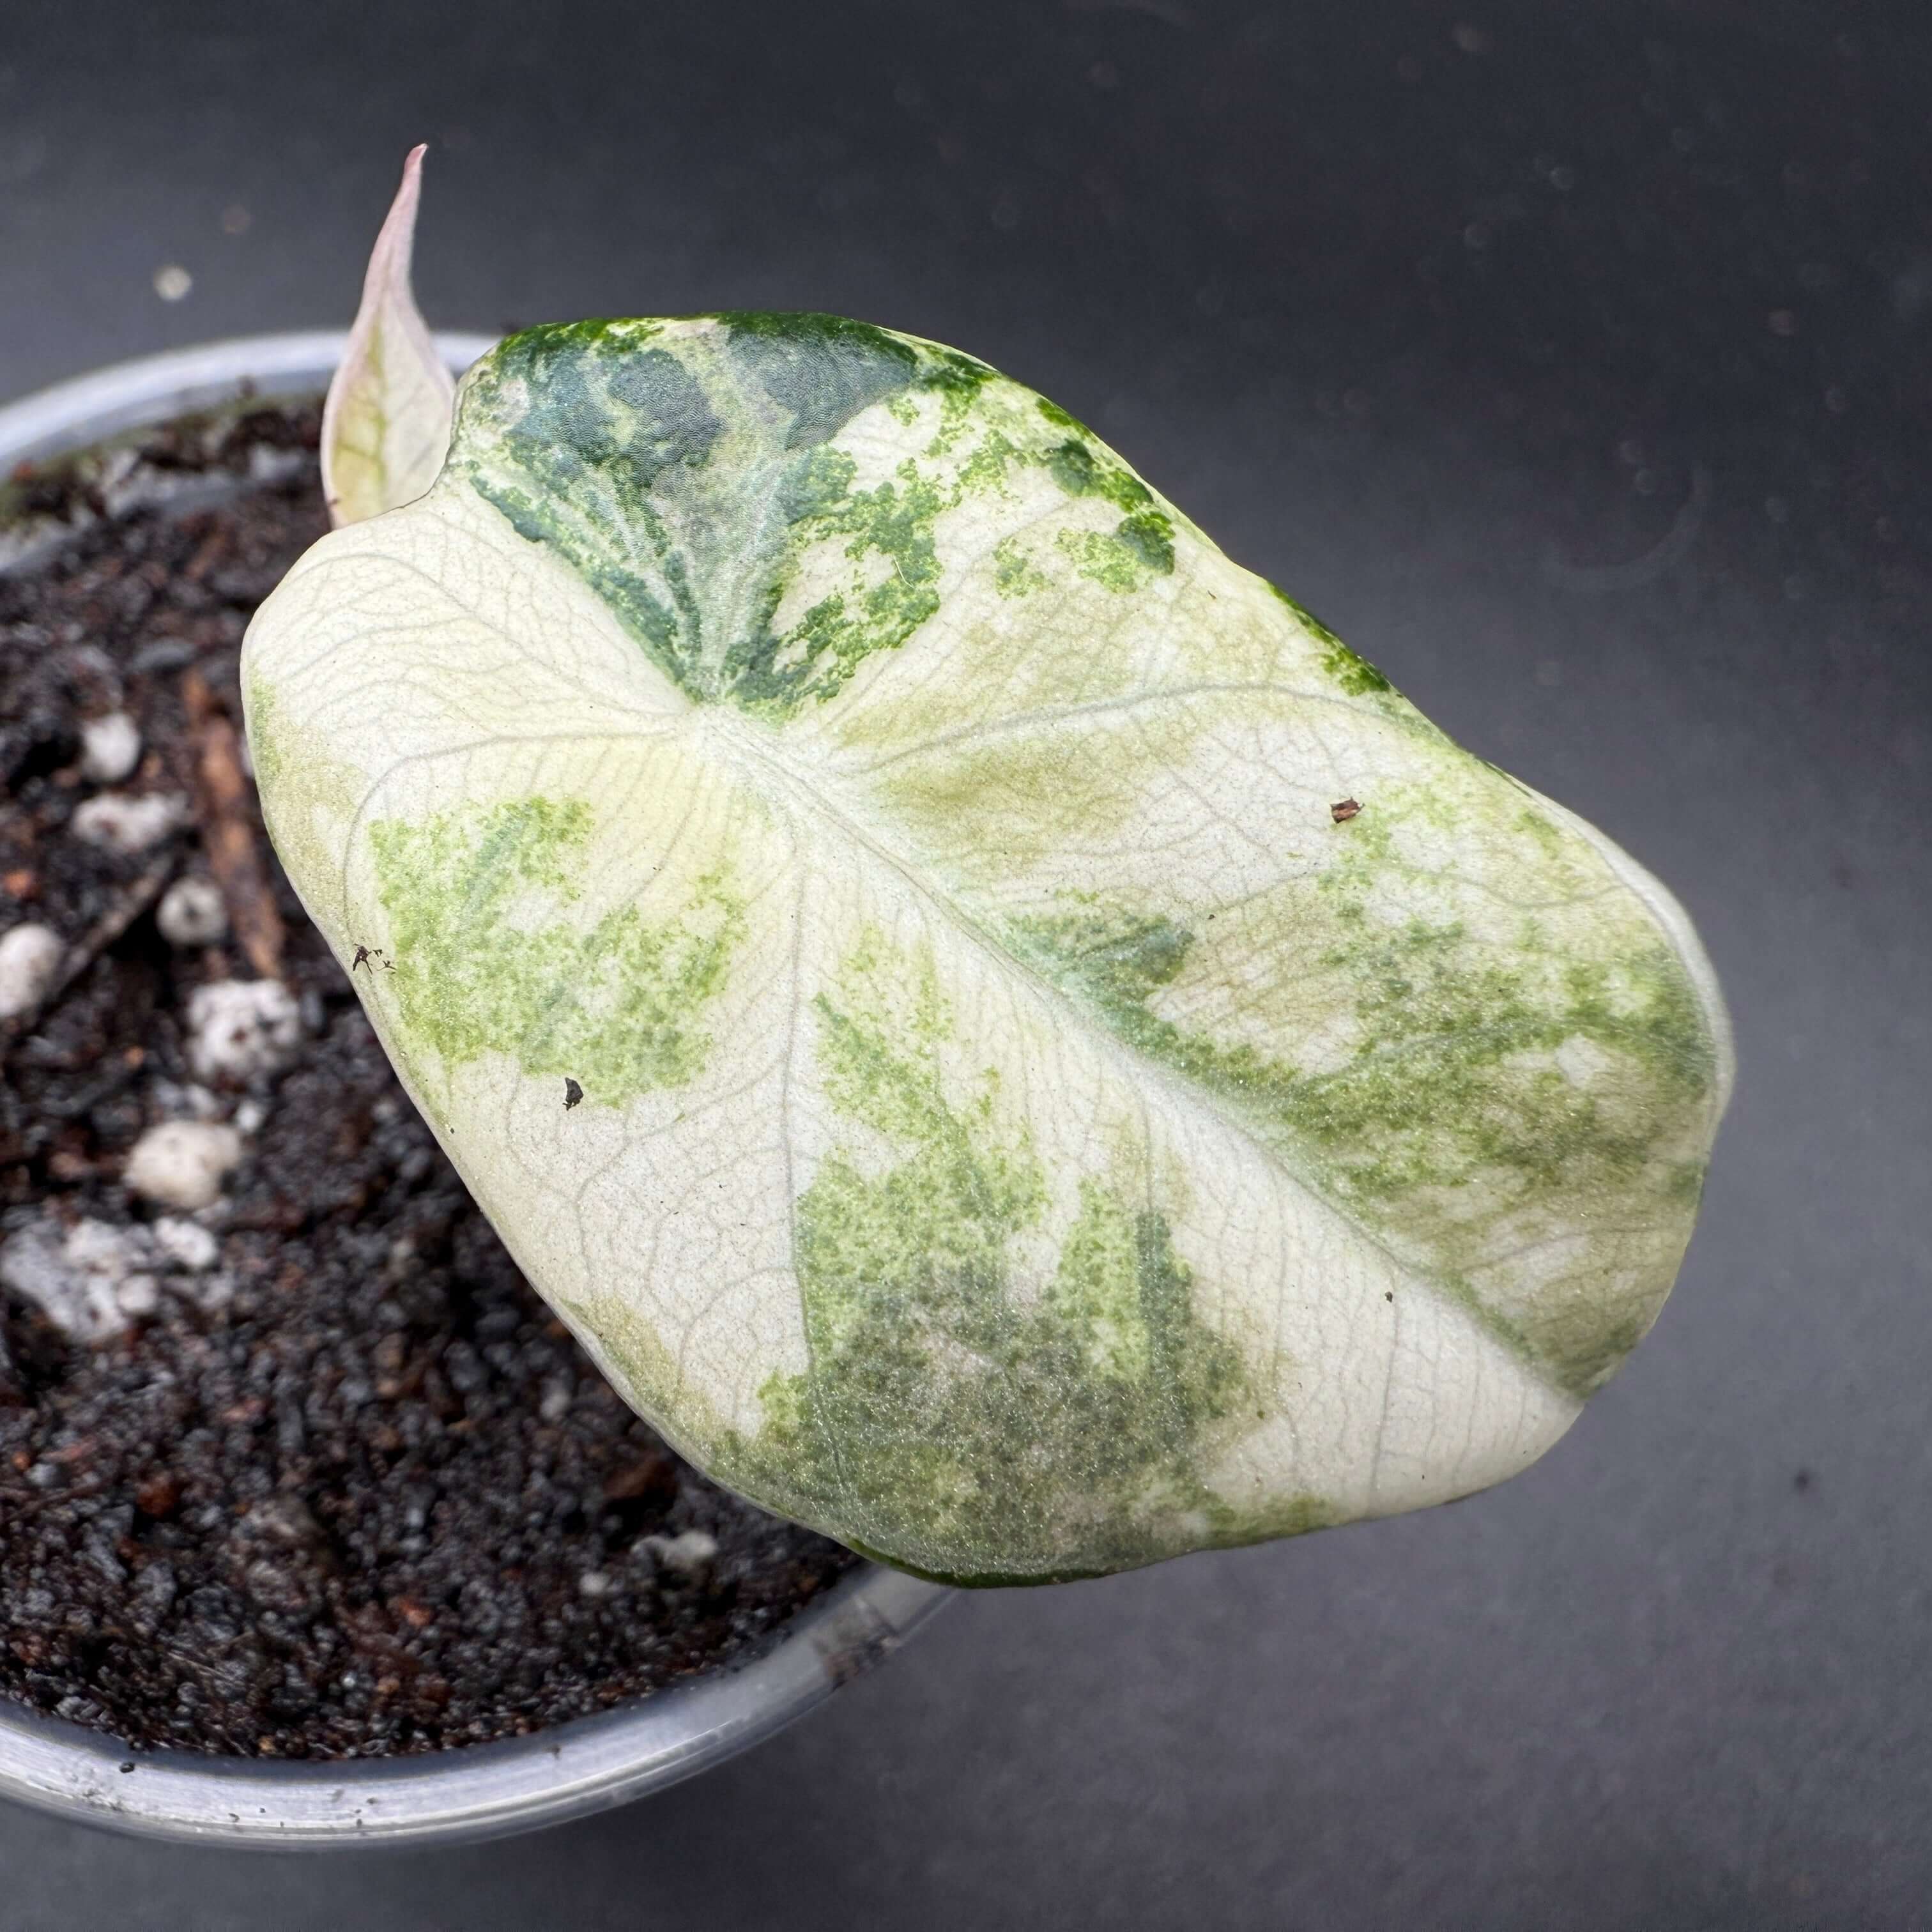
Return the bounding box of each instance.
[321,142,456,529]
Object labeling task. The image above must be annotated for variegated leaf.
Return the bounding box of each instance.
[319,145,456,527]
[244,315,1732,1583]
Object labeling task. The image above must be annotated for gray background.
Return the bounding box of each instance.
[2,1,1928,1924]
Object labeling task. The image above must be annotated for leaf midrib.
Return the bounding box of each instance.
[312,484,1604,1405]
[691,701,1583,1402]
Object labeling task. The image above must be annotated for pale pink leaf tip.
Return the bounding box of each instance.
[320,144,457,528]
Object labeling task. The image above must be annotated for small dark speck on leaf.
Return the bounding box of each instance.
[564,1078,583,1111]
[351,945,371,973]
[1793,1468,1813,1492]
[119,1761,135,1774]
[1385,1291,1394,1302]
[1331,798,1362,823]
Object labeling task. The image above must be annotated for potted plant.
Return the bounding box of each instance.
[1,148,1731,1841]
[0,171,944,1850]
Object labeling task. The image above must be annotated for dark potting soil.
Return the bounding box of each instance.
[0,402,859,1759]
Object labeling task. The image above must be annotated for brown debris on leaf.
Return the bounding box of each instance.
[1330,797,1362,823]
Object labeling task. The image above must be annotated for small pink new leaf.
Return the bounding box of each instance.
[321,145,456,527]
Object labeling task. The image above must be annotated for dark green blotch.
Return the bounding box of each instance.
[454,313,1194,710]
[723,448,945,714]
[1116,509,1176,574]
[484,324,722,487]
[463,323,707,686]
[1029,909,1195,1008]
[604,349,724,486]
[459,315,975,710]
[740,969,1248,1584]
[1268,583,1393,694]
[1035,397,1089,436]
[1038,410,1175,577]
[1276,915,1712,1215]
[725,311,921,448]
[916,342,999,400]
[1544,1308,1648,1397]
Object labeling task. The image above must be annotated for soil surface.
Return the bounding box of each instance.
[0,404,858,1759]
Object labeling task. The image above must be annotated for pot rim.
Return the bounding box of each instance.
[0,331,951,1849]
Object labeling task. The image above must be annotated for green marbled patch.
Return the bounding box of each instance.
[445,314,1184,719]
[992,533,1048,598]
[1056,524,1162,593]
[724,449,947,713]
[739,933,1255,1584]
[724,310,921,448]
[367,796,742,1104]
[1208,1490,1338,1546]
[243,672,286,790]
[1006,790,1721,1396]
[456,319,710,692]
[1268,583,1393,695]
[1037,397,1176,580]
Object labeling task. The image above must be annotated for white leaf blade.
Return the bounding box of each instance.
[245,314,1731,1583]
[320,144,456,528]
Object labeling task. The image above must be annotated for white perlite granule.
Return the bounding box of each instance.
[187,978,302,1083]
[0,923,64,1021]
[70,791,187,854]
[642,1530,720,1579]
[157,876,228,947]
[1,1202,237,1346]
[114,1272,160,1317]
[123,1121,243,1211]
[151,1215,220,1271]
[78,711,142,784]
[0,1217,161,1342]
[0,1225,121,1341]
